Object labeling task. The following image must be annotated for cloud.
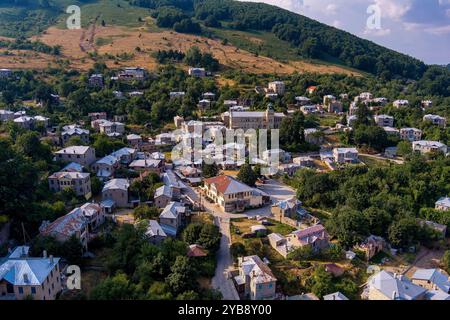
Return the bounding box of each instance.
[325,4,338,15]
[424,24,450,35]
[373,0,411,20]
[332,20,342,28]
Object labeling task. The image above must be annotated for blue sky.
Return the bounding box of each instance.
[241,0,450,65]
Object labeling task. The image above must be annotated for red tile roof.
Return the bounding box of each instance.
[187,244,207,257]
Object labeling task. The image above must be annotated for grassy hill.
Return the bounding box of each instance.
[0,0,440,80]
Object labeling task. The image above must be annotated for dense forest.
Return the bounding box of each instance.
[286,156,450,249]
[128,0,433,80]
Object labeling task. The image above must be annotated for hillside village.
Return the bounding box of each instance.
[0,0,449,303]
[0,59,449,301]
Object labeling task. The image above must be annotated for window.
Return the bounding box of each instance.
[31,287,36,295]
[18,287,23,294]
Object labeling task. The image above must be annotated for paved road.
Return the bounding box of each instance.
[211,216,240,300]
[181,178,296,300]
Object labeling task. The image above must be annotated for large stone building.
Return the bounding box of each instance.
[222,106,285,130]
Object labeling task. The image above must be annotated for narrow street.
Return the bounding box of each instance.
[211,216,240,300]
[181,178,297,299]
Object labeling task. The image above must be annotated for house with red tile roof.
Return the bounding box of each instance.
[203,175,265,213]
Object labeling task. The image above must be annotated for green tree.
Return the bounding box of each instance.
[310,266,335,298]
[90,272,135,300]
[442,250,450,273]
[202,162,219,178]
[230,242,246,260]
[133,205,160,221]
[182,223,203,244]
[146,281,173,300]
[198,223,221,251]
[237,163,257,187]
[166,256,197,295]
[397,140,412,157]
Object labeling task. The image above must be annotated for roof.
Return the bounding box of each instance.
[160,201,185,220]
[323,292,349,300]
[129,159,161,169]
[251,225,267,233]
[240,255,277,284]
[230,111,285,118]
[144,220,167,238]
[292,224,327,241]
[61,162,84,173]
[187,244,207,257]
[40,206,89,238]
[163,170,183,189]
[155,185,173,198]
[287,293,319,300]
[368,270,427,300]
[274,197,301,211]
[111,147,136,158]
[102,179,130,192]
[96,155,118,166]
[400,127,422,132]
[55,146,91,155]
[411,269,450,293]
[127,134,142,140]
[436,197,450,208]
[8,246,30,259]
[425,290,450,300]
[49,171,90,180]
[268,233,285,243]
[334,147,358,154]
[62,127,89,136]
[204,175,254,195]
[0,255,60,286]
[413,140,446,148]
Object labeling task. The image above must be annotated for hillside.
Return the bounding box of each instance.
[0,0,441,80]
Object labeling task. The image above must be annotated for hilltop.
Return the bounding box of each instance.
[0,0,424,78]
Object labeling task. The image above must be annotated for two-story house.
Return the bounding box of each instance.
[48,171,92,199]
[54,146,96,167]
[91,155,119,180]
[60,125,90,146]
[203,175,263,213]
[159,201,186,237]
[400,128,422,142]
[0,247,62,300]
[234,255,277,300]
[333,148,359,164]
[102,179,131,208]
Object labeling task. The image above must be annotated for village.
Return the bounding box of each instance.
[1,63,449,301]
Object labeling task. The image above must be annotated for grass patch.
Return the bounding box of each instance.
[190,212,214,225]
[359,155,392,168]
[209,27,299,62]
[266,219,296,235]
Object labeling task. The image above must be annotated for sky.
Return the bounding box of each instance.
[240,0,450,65]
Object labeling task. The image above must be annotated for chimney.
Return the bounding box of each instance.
[43,250,47,258]
[49,255,54,264]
